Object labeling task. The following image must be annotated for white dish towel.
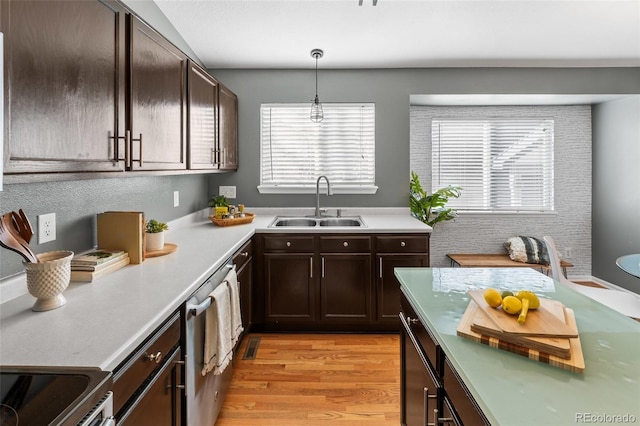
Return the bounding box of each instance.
[201,283,233,376]
[225,268,244,346]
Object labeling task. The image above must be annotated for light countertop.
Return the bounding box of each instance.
[0,208,430,371]
[396,267,640,426]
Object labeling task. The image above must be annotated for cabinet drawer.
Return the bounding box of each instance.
[376,235,429,253]
[113,312,181,415]
[233,239,253,270]
[401,297,441,378]
[319,236,371,252]
[444,358,489,425]
[263,235,315,252]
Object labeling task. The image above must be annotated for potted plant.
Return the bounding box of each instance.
[409,171,462,229]
[208,195,229,217]
[145,219,168,251]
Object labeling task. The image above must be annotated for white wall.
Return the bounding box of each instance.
[411,105,592,275]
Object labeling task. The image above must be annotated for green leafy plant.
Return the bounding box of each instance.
[410,171,462,229]
[208,195,229,208]
[145,219,168,234]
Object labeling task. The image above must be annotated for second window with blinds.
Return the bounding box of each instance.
[258,103,377,194]
[432,117,555,213]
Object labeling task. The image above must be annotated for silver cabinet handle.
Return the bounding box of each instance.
[433,408,453,426]
[145,351,163,364]
[401,241,406,247]
[321,257,325,278]
[241,251,249,257]
[286,241,291,247]
[379,257,383,278]
[424,387,430,426]
[407,316,419,325]
[343,241,349,247]
[310,257,313,278]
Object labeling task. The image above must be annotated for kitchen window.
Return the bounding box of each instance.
[432,118,554,213]
[258,103,377,194]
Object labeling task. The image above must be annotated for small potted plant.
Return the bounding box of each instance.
[145,219,168,251]
[208,195,229,218]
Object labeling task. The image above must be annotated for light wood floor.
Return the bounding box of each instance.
[216,333,400,426]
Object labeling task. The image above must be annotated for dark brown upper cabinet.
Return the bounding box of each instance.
[1,0,127,174]
[217,84,238,171]
[187,61,218,170]
[127,15,187,171]
[187,63,238,171]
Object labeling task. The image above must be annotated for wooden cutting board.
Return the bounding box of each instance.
[467,290,579,338]
[470,301,571,358]
[457,302,585,373]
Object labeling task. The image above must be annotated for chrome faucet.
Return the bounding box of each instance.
[315,175,333,217]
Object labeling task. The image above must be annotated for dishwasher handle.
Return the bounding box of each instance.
[187,264,235,317]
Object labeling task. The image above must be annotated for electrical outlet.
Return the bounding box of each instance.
[173,191,180,207]
[219,186,236,199]
[38,213,56,244]
[564,247,573,259]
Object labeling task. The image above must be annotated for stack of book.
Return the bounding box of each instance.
[70,249,130,282]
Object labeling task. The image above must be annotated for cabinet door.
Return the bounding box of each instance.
[118,348,182,426]
[401,319,440,426]
[128,15,186,171]
[377,254,428,322]
[265,253,315,322]
[320,254,372,321]
[187,61,218,170]
[1,0,126,174]
[218,83,238,170]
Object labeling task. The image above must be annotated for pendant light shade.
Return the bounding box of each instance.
[310,49,324,123]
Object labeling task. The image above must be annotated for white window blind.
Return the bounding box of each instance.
[432,118,554,212]
[259,103,377,194]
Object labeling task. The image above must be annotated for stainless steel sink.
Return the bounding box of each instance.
[318,218,362,227]
[272,218,317,227]
[269,216,365,228]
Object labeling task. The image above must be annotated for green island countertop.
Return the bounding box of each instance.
[395,267,640,426]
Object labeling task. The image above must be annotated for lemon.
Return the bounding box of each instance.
[483,288,502,308]
[500,290,514,299]
[502,296,522,315]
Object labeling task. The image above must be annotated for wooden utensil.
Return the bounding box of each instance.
[15,209,34,243]
[467,290,578,338]
[0,214,38,263]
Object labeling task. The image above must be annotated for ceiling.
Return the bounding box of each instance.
[153,0,640,69]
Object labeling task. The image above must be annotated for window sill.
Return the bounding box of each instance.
[257,185,378,195]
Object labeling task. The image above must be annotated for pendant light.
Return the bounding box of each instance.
[310,49,324,123]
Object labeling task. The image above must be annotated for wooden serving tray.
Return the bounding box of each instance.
[209,213,255,227]
[457,301,585,373]
[145,243,177,258]
[467,290,578,338]
[469,301,571,358]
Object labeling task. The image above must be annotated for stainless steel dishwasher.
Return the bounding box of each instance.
[184,260,235,425]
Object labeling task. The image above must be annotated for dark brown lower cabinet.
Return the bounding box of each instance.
[378,254,428,323]
[118,348,182,425]
[321,253,372,321]
[401,294,489,425]
[264,253,315,322]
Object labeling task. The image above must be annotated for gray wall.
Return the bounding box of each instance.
[411,105,592,275]
[209,68,640,209]
[0,175,209,279]
[592,96,640,293]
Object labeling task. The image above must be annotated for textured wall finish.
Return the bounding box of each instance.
[0,174,209,279]
[410,105,592,275]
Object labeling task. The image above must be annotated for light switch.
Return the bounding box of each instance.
[219,186,236,199]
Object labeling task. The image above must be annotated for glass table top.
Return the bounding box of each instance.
[616,254,640,279]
